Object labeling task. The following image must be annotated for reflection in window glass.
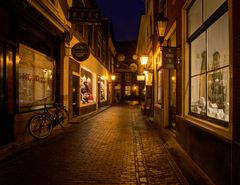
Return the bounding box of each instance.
[204,0,225,21]
[191,75,206,114]
[207,68,229,121]
[188,0,202,36]
[207,12,229,71]
[191,33,206,76]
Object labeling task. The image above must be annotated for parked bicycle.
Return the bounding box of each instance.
[28,103,69,139]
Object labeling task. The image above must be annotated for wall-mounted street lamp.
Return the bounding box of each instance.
[140,56,148,65]
[156,12,169,44]
[111,75,116,81]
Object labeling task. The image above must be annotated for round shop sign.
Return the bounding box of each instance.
[71,42,90,61]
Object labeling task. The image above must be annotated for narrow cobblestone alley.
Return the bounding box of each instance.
[0,103,209,185]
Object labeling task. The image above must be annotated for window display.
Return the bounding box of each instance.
[99,77,107,102]
[188,0,229,124]
[125,86,131,96]
[80,67,96,104]
[157,70,163,105]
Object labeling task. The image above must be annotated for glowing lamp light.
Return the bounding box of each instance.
[111,75,116,81]
[140,56,148,65]
[156,12,169,44]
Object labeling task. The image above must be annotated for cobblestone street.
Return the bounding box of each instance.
[0,103,209,185]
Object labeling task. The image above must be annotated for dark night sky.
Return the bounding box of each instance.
[95,0,145,42]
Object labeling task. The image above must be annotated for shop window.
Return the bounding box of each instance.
[80,67,96,104]
[97,32,102,59]
[188,1,229,126]
[18,44,55,112]
[125,86,131,96]
[99,77,107,102]
[157,70,163,105]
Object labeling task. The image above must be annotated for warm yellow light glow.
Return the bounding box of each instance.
[133,86,137,90]
[171,76,175,81]
[137,75,145,81]
[140,56,148,65]
[100,76,106,80]
[143,70,148,74]
[111,75,116,81]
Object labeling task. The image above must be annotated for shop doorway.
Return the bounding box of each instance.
[72,75,79,117]
[0,42,15,145]
[169,69,176,129]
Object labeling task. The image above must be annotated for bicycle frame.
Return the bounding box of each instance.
[43,104,63,127]
[28,103,69,139]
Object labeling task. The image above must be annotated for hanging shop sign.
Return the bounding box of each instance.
[69,7,101,24]
[162,46,176,69]
[71,42,90,61]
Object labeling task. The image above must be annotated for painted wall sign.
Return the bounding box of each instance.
[71,42,90,61]
[162,46,177,69]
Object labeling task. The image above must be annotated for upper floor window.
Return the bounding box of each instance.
[97,32,102,59]
[73,0,85,7]
[188,0,229,126]
[76,24,84,36]
[102,39,106,63]
[88,25,93,48]
[125,73,132,83]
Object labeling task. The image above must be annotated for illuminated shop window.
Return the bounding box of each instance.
[80,67,96,104]
[157,70,163,105]
[18,44,55,111]
[99,77,107,102]
[188,0,229,126]
[125,86,131,96]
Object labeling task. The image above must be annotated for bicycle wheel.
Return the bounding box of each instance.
[28,113,53,139]
[58,108,69,128]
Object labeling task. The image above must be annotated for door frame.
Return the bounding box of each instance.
[0,41,16,145]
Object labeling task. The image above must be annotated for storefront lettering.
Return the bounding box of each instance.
[19,73,47,83]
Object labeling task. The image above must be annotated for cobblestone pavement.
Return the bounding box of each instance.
[0,103,190,185]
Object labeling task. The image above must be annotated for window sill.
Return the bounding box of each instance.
[80,102,96,107]
[177,115,232,142]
